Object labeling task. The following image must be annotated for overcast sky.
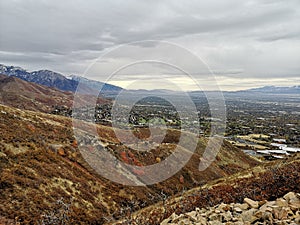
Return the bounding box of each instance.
[0,0,299,90]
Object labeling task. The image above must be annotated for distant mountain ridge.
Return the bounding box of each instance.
[69,74,122,93]
[0,64,122,94]
[239,85,300,94]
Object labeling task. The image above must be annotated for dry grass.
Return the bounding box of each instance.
[0,104,261,224]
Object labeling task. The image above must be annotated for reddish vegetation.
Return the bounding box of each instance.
[71,140,78,148]
[119,150,145,175]
[27,124,36,132]
[120,151,130,164]
[179,175,184,184]
[132,168,145,176]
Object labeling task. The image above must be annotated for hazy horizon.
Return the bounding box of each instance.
[1,62,299,92]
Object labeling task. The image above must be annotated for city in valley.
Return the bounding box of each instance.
[54,87,300,161]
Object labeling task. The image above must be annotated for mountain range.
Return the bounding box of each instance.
[241,85,300,94]
[0,64,122,95]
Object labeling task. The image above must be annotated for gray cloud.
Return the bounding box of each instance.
[0,0,299,90]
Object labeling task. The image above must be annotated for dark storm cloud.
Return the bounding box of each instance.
[0,0,299,89]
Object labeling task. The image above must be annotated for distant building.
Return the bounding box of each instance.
[273,138,286,143]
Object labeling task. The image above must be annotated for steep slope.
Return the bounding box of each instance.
[0,74,109,113]
[25,70,78,92]
[69,75,123,94]
[0,74,74,113]
[0,104,260,224]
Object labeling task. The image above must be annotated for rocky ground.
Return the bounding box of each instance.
[161,192,300,225]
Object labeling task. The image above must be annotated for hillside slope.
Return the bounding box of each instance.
[0,74,109,113]
[0,104,259,224]
[0,74,73,113]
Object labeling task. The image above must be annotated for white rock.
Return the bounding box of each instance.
[244,198,259,209]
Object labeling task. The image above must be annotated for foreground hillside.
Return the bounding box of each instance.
[0,104,259,224]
